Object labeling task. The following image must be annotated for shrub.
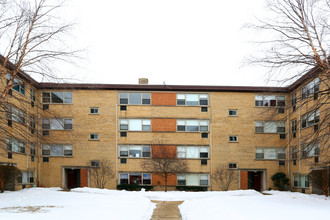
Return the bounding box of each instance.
[117,184,153,191]
[176,186,208,191]
[271,172,289,190]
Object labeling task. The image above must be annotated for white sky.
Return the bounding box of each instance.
[66,0,271,86]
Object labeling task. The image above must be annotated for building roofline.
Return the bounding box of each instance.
[0,54,320,93]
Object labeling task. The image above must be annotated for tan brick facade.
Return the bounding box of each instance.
[1,62,329,194]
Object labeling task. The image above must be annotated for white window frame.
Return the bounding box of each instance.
[6,105,26,124]
[6,137,25,154]
[255,121,286,133]
[119,145,151,158]
[255,147,286,160]
[229,135,238,142]
[42,118,73,130]
[18,171,34,184]
[301,78,319,100]
[42,144,73,157]
[119,119,151,131]
[293,174,309,188]
[228,163,238,169]
[90,107,99,115]
[119,173,152,185]
[7,73,25,95]
[42,91,73,104]
[177,174,209,186]
[177,146,209,159]
[254,95,286,107]
[228,109,238,117]
[119,93,151,105]
[301,109,320,129]
[302,142,320,158]
[176,120,209,132]
[176,93,209,106]
[89,133,99,140]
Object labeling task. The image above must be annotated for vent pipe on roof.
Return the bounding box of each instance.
[138,78,148,85]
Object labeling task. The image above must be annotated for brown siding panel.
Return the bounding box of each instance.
[151,93,176,106]
[240,171,248,190]
[80,169,89,187]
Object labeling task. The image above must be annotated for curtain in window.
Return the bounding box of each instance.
[22,171,28,183]
[129,146,142,157]
[187,120,199,131]
[186,94,199,105]
[51,145,63,156]
[177,147,186,158]
[51,119,64,130]
[129,119,142,131]
[264,148,277,159]
[186,147,199,158]
[186,174,199,186]
[200,175,208,185]
[200,121,208,131]
[129,93,141,104]
[264,122,277,133]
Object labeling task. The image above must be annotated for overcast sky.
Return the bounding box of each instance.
[66,0,272,86]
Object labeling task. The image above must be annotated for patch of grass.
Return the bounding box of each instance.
[0,205,61,213]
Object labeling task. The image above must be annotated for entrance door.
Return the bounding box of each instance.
[66,169,80,189]
[248,171,262,191]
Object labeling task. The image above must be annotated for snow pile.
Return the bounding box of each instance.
[0,187,155,220]
[179,190,330,220]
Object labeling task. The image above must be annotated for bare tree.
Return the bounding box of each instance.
[141,146,189,192]
[211,164,237,191]
[247,0,329,166]
[90,159,115,189]
[0,0,80,154]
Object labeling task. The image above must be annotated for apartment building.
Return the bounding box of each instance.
[0,57,328,194]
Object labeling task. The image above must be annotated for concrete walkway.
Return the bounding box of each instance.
[151,201,184,220]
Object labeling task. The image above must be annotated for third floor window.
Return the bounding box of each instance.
[42,92,72,104]
[255,95,285,107]
[42,118,73,130]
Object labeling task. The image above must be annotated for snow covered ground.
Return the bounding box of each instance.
[0,187,329,220]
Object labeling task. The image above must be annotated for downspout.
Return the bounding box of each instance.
[298,99,301,174]
[209,96,212,191]
[115,103,118,187]
[37,102,41,187]
[26,100,29,170]
[287,107,290,187]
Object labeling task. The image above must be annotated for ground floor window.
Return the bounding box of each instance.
[177,174,209,186]
[18,171,34,184]
[119,173,151,185]
[293,174,309,188]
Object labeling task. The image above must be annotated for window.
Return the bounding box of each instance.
[255,148,286,160]
[294,175,309,188]
[30,115,36,131]
[6,105,25,124]
[30,88,36,103]
[42,145,72,156]
[42,92,72,104]
[301,78,319,100]
[291,147,297,160]
[90,107,99,114]
[18,171,34,184]
[229,163,238,169]
[119,119,151,131]
[291,119,297,133]
[302,142,320,158]
[119,173,152,185]
[255,95,285,107]
[301,109,320,128]
[177,146,209,159]
[42,118,73,130]
[177,174,209,186]
[176,94,209,106]
[119,146,151,158]
[90,133,99,140]
[6,137,25,154]
[228,109,238,116]
[119,93,151,105]
[291,93,296,109]
[176,120,209,132]
[91,160,100,167]
[7,74,25,95]
[229,136,238,142]
[30,143,36,156]
[255,121,286,133]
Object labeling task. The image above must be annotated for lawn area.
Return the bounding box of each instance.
[0,187,329,220]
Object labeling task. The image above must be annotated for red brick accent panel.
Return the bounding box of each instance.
[151,93,176,106]
[152,119,177,132]
[240,171,248,190]
[152,173,177,186]
[80,169,89,187]
[151,145,177,158]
